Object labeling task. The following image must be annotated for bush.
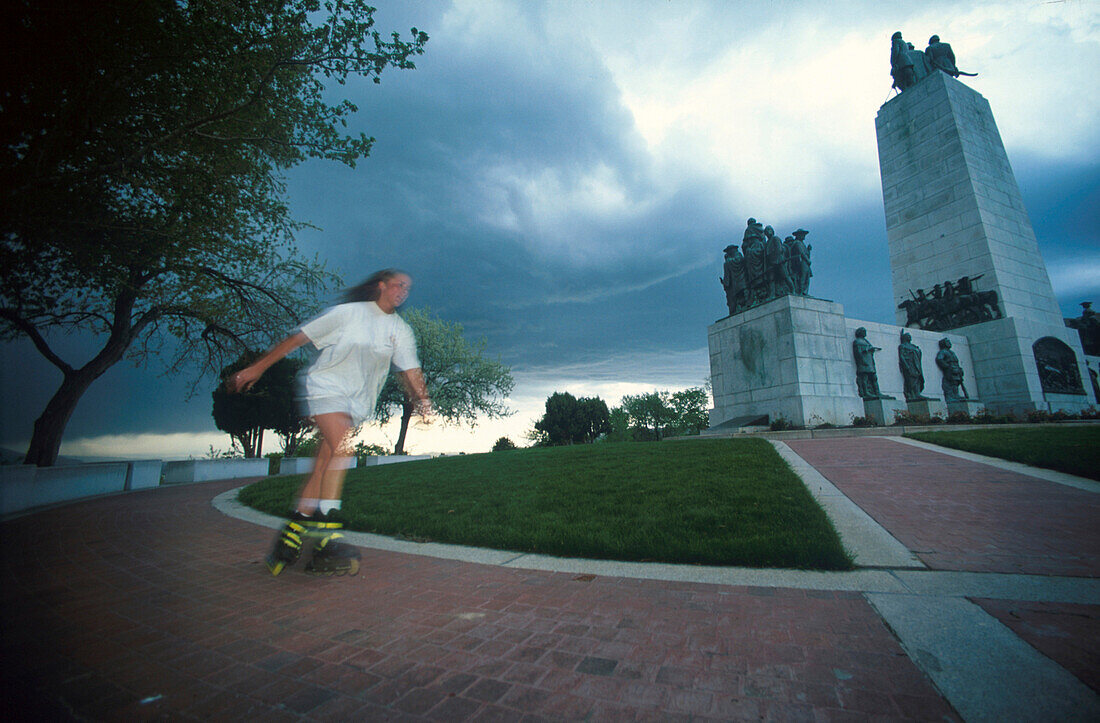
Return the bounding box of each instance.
[492,437,517,452]
[892,410,930,426]
[1081,406,1100,420]
[813,422,836,429]
[851,415,877,428]
[946,411,972,424]
[769,417,795,431]
[973,409,1013,424]
[1025,409,1051,423]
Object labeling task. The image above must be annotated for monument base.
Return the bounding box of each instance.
[862,397,907,426]
[906,399,948,420]
[946,400,985,417]
[708,296,864,428]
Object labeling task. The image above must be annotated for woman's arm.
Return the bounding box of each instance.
[397,368,433,420]
[229,332,310,393]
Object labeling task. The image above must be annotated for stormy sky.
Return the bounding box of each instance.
[3,0,1098,458]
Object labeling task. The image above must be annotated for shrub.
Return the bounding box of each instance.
[1025,409,1051,423]
[946,411,971,424]
[892,410,930,426]
[851,415,877,428]
[1081,406,1100,420]
[769,417,795,431]
[492,437,518,452]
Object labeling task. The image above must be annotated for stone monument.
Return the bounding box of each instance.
[706,33,1094,432]
[876,46,1094,414]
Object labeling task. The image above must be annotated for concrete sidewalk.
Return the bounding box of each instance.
[2,436,1097,720]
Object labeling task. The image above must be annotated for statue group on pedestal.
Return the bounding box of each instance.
[720,218,813,317]
[898,275,1001,331]
[890,32,975,92]
[852,328,970,403]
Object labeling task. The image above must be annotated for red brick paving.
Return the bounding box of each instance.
[786,437,1100,576]
[973,598,1100,694]
[0,478,956,720]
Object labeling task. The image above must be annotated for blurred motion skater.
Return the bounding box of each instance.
[231,269,432,575]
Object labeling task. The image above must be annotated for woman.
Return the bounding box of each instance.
[231,269,432,576]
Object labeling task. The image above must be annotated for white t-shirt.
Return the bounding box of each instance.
[297,302,419,423]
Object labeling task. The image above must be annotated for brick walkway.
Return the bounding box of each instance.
[2,436,1098,720]
[785,437,1100,577]
[1,478,956,720]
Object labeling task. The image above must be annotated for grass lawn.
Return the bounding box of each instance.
[906,424,1100,481]
[239,438,853,571]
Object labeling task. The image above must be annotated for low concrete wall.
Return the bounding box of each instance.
[163,459,269,484]
[360,455,431,466]
[276,456,358,475]
[125,460,163,490]
[1,462,133,516]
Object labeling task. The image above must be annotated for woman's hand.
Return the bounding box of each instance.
[229,366,263,393]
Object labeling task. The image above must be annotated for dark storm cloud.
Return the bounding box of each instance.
[4,1,1098,455]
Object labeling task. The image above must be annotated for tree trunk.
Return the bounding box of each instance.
[394,400,414,455]
[25,367,110,467]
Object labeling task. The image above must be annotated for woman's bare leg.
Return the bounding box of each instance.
[294,412,352,515]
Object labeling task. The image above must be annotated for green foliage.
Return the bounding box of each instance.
[605,406,631,443]
[492,437,517,452]
[668,387,710,436]
[621,391,675,440]
[376,308,514,453]
[293,430,322,458]
[211,353,306,457]
[353,440,388,466]
[906,426,1100,480]
[0,1,427,465]
[532,392,610,446]
[239,439,853,570]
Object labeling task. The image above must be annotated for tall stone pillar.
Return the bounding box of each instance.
[875,71,1094,413]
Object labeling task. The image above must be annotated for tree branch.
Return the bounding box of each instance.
[0,308,74,374]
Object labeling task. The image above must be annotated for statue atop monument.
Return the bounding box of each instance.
[719,219,814,316]
[891,32,976,92]
[890,31,916,91]
[720,244,747,316]
[926,35,961,77]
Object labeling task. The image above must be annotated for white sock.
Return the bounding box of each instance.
[318,499,341,515]
[296,498,321,515]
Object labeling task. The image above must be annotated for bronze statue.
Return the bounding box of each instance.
[935,338,968,401]
[898,332,931,401]
[720,244,747,316]
[722,219,814,315]
[764,225,793,298]
[908,42,932,83]
[926,35,977,78]
[890,32,916,91]
[742,223,767,305]
[853,327,892,400]
[790,229,812,296]
[1064,301,1100,356]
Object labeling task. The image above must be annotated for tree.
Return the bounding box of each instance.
[265,357,313,457]
[492,437,517,452]
[211,353,306,457]
[375,309,514,455]
[621,391,675,440]
[605,406,631,442]
[532,392,611,446]
[0,1,428,465]
[668,387,710,436]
